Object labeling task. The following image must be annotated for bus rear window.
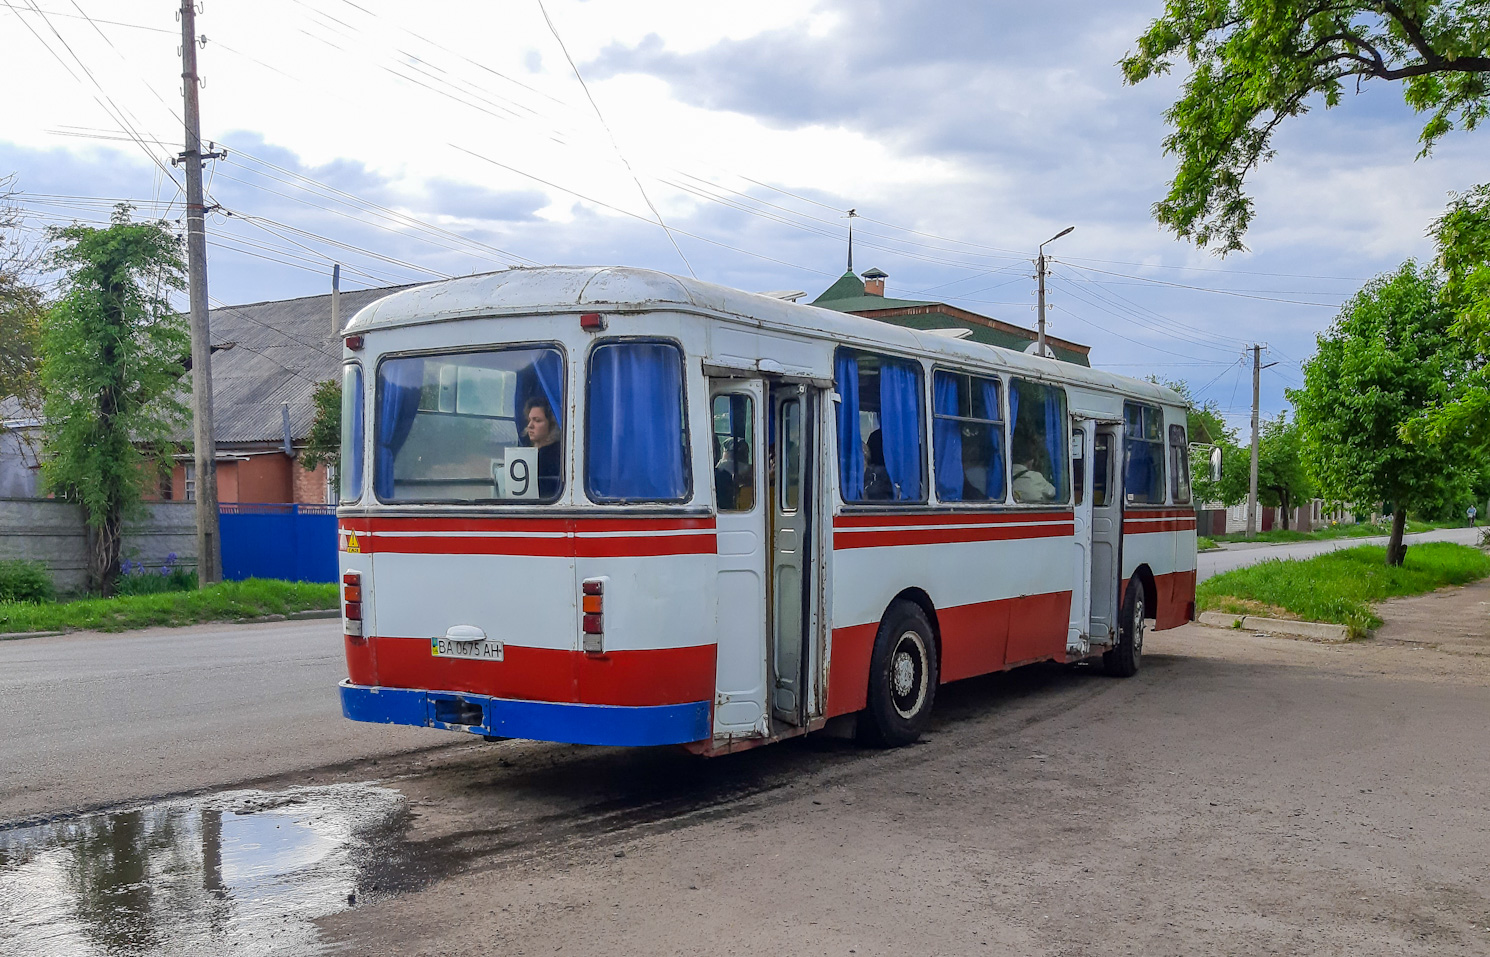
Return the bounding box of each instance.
[586,341,690,502]
[374,346,565,503]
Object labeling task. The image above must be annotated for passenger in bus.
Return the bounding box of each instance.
[863,429,895,500]
[714,437,738,509]
[523,397,562,496]
[732,440,756,510]
[1012,450,1056,502]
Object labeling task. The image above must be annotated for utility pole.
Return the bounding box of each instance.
[1036,226,1074,358]
[1245,344,1279,537]
[179,0,225,584]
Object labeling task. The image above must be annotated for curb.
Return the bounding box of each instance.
[1197,611,1351,642]
[0,630,65,641]
[0,609,340,641]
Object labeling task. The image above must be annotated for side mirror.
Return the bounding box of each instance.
[1209,446,1223,483]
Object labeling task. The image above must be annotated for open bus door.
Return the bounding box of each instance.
[769,382,816,726]
[1088,423,1122,644]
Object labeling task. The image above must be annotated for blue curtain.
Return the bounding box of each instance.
[879,359,923,501]
[587,342,686,501]
[375,358,424,500]
[345,366,364,499]
[933,373,963,502]
[515,349,565,436]
[835,352,863,501]
[1043,387,1065,499]
[981,378,1004,499]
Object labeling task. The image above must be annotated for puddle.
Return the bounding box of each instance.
[0,783,427,957]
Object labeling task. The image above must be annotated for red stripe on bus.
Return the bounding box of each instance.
[1122,508,1196,519]
[349,637,716,707]
[833,510,1073,529]
[341,516,715,534]
[1122,521,1196,534]
[352,533,718,558]
[833,523,1074,549]
[824,591,1073,718]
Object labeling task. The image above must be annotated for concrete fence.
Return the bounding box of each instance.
[0,499,197,593]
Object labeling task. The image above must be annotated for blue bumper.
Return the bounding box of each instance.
[339,681,712,747]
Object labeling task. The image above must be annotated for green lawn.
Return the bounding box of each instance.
[0,578,339,636]
[1208,519,1446,546]
[1197,542,1490,637]
[1196,536,1219,552]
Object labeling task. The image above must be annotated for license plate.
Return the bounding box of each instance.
[430,637,504,661]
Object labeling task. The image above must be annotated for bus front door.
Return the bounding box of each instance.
[1088,425,1122,644]
[769,383,814,726]
[709,380,769,737]
[1069,420,1095,655]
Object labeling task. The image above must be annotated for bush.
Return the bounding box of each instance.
[114,553,196,596]
[0,560,55,603]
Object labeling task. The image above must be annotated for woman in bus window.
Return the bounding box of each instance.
[523,397,562,496]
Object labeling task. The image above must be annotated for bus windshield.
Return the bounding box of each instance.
[374,345,565,503]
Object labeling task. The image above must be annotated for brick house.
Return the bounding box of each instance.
[152,283,420,506]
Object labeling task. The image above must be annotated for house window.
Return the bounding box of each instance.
[184,462,196,502]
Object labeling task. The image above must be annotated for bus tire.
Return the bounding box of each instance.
[860,602,938,747]
[1103,580,1145,678]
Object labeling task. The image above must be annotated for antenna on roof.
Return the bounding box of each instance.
[845,209,858,272]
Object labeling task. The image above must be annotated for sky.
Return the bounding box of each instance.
[3,0,1483,434]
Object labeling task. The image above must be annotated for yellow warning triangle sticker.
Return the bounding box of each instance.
[346,532,361,553]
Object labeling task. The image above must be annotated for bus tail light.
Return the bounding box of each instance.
[343,571,364,641]
[581,578,605,653]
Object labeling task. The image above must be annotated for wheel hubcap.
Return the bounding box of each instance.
[889,631,928,718]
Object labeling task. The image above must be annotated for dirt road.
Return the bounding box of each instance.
[310,581,1490,957]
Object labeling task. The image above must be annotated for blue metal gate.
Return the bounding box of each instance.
[219,503,338,583]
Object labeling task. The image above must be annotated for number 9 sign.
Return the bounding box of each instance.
[496,447,539,500]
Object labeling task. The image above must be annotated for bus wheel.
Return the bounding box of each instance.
[1103,580,1145,678]
[861,602,938,747]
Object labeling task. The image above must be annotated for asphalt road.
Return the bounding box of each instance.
[0,619,440,823]
[0,523,1480,824]
[1198,524,1481,580]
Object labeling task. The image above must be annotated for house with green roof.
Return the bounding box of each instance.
[809,268,1091,366]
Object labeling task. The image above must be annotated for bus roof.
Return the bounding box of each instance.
[345,266,1186,409]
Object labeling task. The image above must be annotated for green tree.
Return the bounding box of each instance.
[300,378,340,474]
[1122,2,1490,252]
[0,174,43,407]
[40,206,189,595]
[1291,262,1468,564]
[1410,183,1490,452]
[1255,414,1313,529]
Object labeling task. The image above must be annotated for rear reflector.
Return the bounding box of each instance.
[582,613,603,634]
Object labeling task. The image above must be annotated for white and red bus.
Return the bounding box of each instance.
[336,267,1196,753]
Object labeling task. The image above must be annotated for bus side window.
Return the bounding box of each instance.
[834,348,925,503]
[712,393,755,512]
[586,341,690,503]
[1008,378,1069,504]
[932,370,1005,503]
[1122,402,1165,504]
[1169,423,1192,504]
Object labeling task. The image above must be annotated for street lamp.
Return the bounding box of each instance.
[1037,226,1075,358]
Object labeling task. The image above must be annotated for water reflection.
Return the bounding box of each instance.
[0,784,411,957]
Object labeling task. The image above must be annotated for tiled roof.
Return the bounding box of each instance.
[199,284,421,444]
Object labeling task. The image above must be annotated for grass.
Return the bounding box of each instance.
[1196,536,1220,552]
[1208,519,1445,545]
[0,578,339,636]
[1197,542,1490,637]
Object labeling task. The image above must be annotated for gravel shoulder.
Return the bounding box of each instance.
[318,580,1490,957]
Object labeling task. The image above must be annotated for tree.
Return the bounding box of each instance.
[40,206,189,595]
[1409,182,1490,452]
[0,174,43,407]
[1255,414,1313,529]
[1291,262,1469,564]
[300,378,341,475]
[1122,2,1490,252]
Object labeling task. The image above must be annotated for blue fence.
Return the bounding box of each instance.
[220,503,338,583]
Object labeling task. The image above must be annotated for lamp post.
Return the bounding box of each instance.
[1037,225,1074,358]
